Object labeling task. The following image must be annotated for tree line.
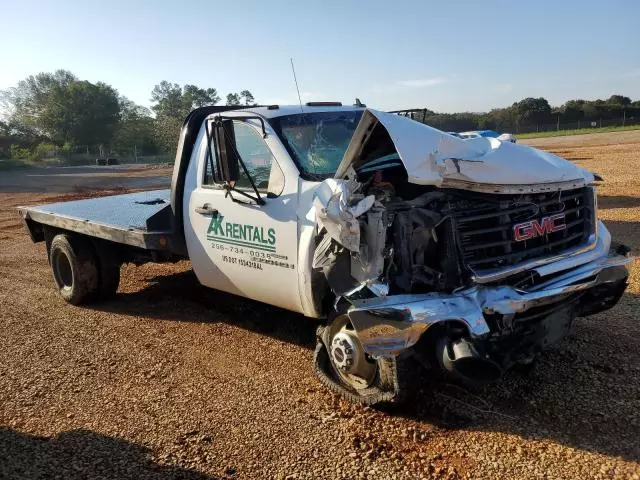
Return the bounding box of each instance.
[0,70,256,162]
[1,69,638,162]
[407,95,640,133]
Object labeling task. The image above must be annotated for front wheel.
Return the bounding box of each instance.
[314,314,413,405]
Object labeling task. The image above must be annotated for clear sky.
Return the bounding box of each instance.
[2,0,639,113]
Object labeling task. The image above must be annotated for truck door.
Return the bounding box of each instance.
[184,119,304,313]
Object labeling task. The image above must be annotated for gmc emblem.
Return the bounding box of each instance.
[514,213,566,242]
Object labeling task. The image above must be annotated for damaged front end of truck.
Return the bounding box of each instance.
[312,109,632,404]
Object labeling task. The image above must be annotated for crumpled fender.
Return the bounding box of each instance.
[312,178,375,252]
[334,109,594,191]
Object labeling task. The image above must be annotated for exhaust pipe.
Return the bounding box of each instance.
[437,337,502,384]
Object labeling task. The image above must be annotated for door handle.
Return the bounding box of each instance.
[195,204,218,216]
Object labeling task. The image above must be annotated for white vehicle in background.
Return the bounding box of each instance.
[459,129,517,143]
[497,132,517,143]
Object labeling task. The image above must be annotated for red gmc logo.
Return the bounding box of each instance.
[514,213,567,242]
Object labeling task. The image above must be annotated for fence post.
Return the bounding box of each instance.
[623,109,626,127]
[557,115,560,131]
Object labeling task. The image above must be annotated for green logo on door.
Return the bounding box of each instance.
[206,214,276,252]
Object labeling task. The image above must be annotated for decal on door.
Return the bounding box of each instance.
[206,214,276,252]
[205,214,295,270]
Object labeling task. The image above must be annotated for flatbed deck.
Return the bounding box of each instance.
[19,189,184,254]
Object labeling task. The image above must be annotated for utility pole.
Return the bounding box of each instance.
[557,114,560,131]
[623,109,626,127]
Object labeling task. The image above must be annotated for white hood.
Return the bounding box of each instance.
[335,109,593,193]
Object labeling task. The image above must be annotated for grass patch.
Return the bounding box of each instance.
[517,124,640,139]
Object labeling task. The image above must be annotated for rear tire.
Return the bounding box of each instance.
[49,234,99,305]
[93,242,121,299]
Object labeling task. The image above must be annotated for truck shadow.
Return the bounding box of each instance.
[0,427,217,479]
[95,268,321,351]
[392,292,640,463]
[95,267,640,462]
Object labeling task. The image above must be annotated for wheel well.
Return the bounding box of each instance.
[411,320,473,369]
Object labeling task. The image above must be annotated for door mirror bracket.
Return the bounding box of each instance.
[206,117,265,206]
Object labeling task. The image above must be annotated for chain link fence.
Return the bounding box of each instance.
[508,116,640,134]
[392,109,640,135]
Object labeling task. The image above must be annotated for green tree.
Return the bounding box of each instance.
[513,97,552,126]
[64,81,120,146]
[226,93,241,106]
[151,81,220,118]
[184,85,221,109]
[3,70,120,147]
[240,90,255,106]
[225,90,256,106]
[151,81,221,153]
[113,97,156,156]
[607,94,631,106]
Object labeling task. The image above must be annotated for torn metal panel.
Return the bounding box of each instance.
[350,206,387,287]
[347,249,632,357]
[335,109,593,192]
[312,178,374,252]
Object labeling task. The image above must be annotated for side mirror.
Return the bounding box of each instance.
[213,119,240,183]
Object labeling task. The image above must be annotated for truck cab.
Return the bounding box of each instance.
[183,105,363,316]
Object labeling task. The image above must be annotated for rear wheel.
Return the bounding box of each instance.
[93,242,121,299]
[49,234,99,305]
[314,314,412,405]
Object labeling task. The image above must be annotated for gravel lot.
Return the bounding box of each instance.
[1,141,639,480]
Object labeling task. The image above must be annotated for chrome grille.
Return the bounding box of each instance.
[449,187,595,272]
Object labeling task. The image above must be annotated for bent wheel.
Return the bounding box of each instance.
[314,314,414,405]
[327,314,378,390]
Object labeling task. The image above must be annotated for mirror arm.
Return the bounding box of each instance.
[224,184,264,205]
[217,119,265,205]
[204,121,217,182]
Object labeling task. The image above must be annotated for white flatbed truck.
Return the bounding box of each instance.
[19,103,632,404]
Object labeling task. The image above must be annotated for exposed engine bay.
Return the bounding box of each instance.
[312,167,458,300]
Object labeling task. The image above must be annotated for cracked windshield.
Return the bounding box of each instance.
[274,110,363,177]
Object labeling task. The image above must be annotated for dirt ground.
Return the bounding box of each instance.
[0,140,639,480]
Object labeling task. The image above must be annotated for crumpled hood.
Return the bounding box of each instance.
[335,109,593,192]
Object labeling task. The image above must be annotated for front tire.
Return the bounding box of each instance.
[49,234,99,305]
[314,314,413,405]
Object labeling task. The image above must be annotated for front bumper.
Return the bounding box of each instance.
[347,221,632,357]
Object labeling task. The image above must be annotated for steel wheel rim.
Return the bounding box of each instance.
[328,315,377,390]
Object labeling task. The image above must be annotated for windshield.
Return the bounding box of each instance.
[271,110,363,179]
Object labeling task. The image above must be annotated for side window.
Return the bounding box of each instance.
[232,121,284,196]
[202,120,285,196]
